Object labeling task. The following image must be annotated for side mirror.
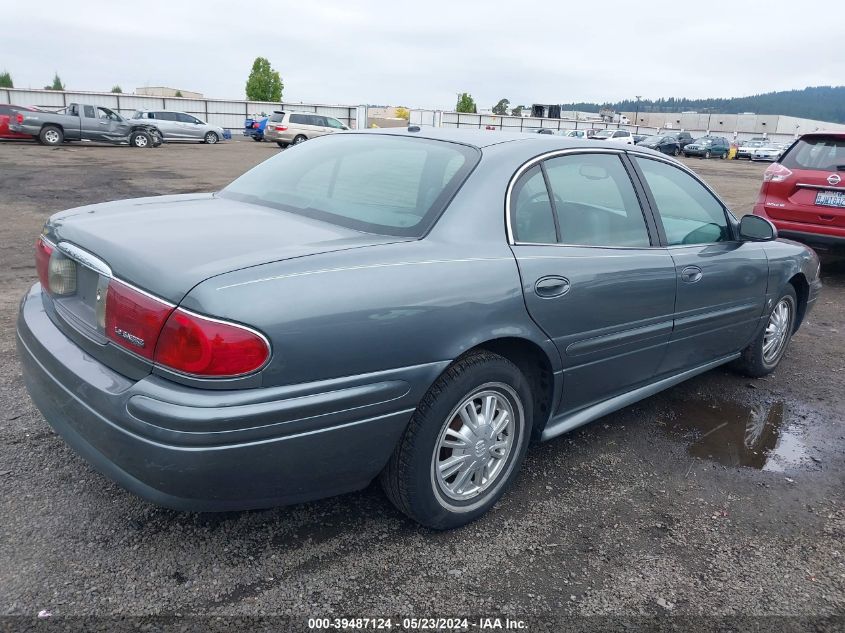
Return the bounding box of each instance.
[739,214,777,242]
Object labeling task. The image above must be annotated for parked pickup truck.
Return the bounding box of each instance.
[10,103,162,148]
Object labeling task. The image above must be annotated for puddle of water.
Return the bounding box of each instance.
[659,398,810,471]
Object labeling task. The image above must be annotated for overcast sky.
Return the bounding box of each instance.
[2,0,841,110]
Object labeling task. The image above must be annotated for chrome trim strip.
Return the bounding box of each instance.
[56,241,113,278]
[796,182,844,191]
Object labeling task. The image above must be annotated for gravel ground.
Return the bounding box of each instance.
[0,139,842,630]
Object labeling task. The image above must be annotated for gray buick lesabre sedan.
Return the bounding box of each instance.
[17,128,822,529]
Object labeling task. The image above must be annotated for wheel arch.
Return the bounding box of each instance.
[457,336,558,441]
[787,272,809,332]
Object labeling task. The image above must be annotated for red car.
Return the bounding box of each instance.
[0,104,39,140]
[753,132,845,255]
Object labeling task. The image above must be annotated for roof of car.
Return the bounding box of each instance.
[350,126,640,151]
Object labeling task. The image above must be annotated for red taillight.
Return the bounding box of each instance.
[274,125,287,131]
[154,309,269,377]
[252,122,259,128]
[105,279,174,360]
[763,163,793,183]
[35,237,53,290]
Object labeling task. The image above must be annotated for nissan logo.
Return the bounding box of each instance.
[829,174,842,186]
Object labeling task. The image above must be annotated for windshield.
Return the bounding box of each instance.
[693,137,713,145]
[742,141,765,147]
[219,134,480,237]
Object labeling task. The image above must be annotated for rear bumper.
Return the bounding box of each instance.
[263,127,294,143]
[754,205,845,254]
[16,284,432,511]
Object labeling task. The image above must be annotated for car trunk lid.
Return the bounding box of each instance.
[43,193,404,304]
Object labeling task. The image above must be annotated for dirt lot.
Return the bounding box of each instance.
[0,139,843,629]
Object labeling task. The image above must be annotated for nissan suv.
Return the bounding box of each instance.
[753,132,845,255]
[263,111,348,147]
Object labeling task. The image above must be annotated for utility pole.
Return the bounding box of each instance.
[634,95,642,131]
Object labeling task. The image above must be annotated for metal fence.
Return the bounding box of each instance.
[410,109,800,144]
[1,88,364,131]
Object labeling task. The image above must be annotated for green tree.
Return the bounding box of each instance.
[510,105,524,117]
[174,90,183,97]
[455,92,476,113]
[492,98,510,115]
[110,85,122,93]
[45,73,64,90]
[245,57,283,102]
[0,71,12,88]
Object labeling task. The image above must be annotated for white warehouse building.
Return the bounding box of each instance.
[622,111,845,139]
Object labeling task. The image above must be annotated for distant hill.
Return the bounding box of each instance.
[558,86,845,124]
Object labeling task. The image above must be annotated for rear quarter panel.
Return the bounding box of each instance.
[763,238,820,322]
[181,238,556,387]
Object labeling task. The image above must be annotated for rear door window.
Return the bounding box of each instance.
[780,136,845,171]
[289,113,306,125]
[268,112,284,123]
[543,153,651,247]
[511,165,557,244]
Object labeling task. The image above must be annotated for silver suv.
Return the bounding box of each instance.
[130,111,226,144]
[263,111,348,147]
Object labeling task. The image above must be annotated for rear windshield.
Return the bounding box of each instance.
[268,112,284,122]
[780,136,845,171]
[220,134,480,237]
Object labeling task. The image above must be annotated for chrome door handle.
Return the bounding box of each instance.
[680,265,703,283]
[534,276,571,298]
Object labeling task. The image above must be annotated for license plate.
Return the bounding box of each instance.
[815,190,845,209]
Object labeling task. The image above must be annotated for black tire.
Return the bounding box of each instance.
[203,131,219,144]
[252,135,263,142]
[276,141,287,148]
[129,131,152,148]
[39,125,63,146]
[734,285,797,378]
[673,147,681,156]
[380,351,533,530]
[292,134,307,145]
[721,151,728,159]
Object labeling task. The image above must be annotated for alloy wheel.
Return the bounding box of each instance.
[763,298,793,363]
[431,384,518,503]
